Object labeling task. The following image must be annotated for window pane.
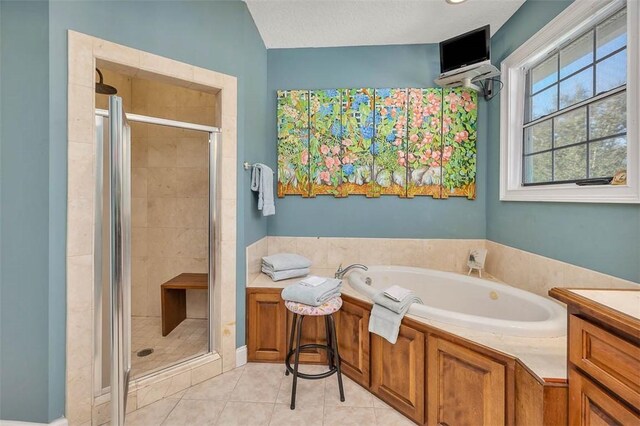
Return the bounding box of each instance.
[531,54,558,94]
[559,67,593,109]
[596,8,626,59]
[524,120,552,154]
[560,31,594,78]
[554,144,587,181]
[596,49,626,94]
[524,152,552,184]
[554,107,587,147]
[530,86,558,121]
[589,91,626,139]
[589,137,627,178]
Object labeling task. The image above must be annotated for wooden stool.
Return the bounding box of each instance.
[284,297,345,410]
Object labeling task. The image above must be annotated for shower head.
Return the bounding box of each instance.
[95,68,118,95]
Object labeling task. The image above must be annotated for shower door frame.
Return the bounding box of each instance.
[67,31,238,426]
[93,107,222,399]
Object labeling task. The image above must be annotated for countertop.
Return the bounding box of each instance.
[249,268,567,381]
[570,289,640,320]
[550,287,640,340]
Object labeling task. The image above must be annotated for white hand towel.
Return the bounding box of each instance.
[299,276,327,287]
[383,285,413,302]
[250,163,275,216]
[370,288,422,343]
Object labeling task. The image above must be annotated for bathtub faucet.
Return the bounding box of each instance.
[335,263,368,279]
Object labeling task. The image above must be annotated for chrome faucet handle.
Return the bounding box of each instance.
[334,263,344,279]
[335,263,367,279]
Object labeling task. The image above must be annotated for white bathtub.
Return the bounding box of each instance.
[348,266,567,338]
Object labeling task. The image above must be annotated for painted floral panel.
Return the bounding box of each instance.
[277,90,310,197]
[340,88,374,196]
[442,88,477,199]
[309,89,343,196]
[406,88,443,198]
[373,88,408,197]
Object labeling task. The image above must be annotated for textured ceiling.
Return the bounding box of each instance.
[245,0,526,49]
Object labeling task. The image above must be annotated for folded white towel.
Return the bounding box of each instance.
[373,288,422,315]
[299,276,327,287]
[262,253,312,272]
[281,278,342,306]
[263,267,309,282]
[383,285,413,302]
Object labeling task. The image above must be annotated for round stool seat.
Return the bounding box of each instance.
[285,296,342,316]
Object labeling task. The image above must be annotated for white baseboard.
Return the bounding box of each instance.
[236,345,248,367]
[0,417,68,426]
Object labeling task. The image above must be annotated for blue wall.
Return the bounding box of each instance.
[267,45,488,239]
[486,0,640,283]
[0,1,53,423]
[266,2,640,283]
[2,0,638,423]
[1,1,268,422]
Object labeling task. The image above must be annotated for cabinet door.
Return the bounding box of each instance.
[334,298,370,387]
[247,290,286,362]
[569,368,640,426]
[428,336,506,426]
[569,315,640,408]
[371,324,425,424]
[286,311,328,364]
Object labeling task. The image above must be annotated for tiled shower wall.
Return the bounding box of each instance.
[97,69,215,319]
[247,237,638,296]
[130,123,209,319]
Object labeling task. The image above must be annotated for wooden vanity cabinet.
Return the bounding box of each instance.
[569,368,639,426]
[514,362,568,426]
[371,324,425,424]
[246,288,330,364]
[427,335,507,426]
[569,314,640,407]
[246,289,367,368]
[247,288,287,362]
[333,297,371,387]
[550,288,640,426]
[247,288,562,426]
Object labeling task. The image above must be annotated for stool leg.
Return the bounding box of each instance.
[329,315,345,402]
[324,315,334,369]
[285,313,298,376]
[290,315,304,410]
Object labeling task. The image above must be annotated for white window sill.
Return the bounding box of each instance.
[500,184,639,204]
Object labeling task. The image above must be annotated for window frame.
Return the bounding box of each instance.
[500,0,639,203]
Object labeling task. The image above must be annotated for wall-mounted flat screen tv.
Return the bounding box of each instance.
[440,25,490,74]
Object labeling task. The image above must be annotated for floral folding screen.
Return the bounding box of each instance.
[277,87,477,199]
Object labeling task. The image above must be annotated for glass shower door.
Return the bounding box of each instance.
[109,95,132,426]
[94,90,220,423]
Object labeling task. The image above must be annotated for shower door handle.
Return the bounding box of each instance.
[109,95,131,426]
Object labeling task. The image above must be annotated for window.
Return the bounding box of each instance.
[500,0,639,203]
[523,8,627,185]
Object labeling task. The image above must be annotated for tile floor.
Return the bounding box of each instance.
[125,362,414,425]
[131,316,208,378]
